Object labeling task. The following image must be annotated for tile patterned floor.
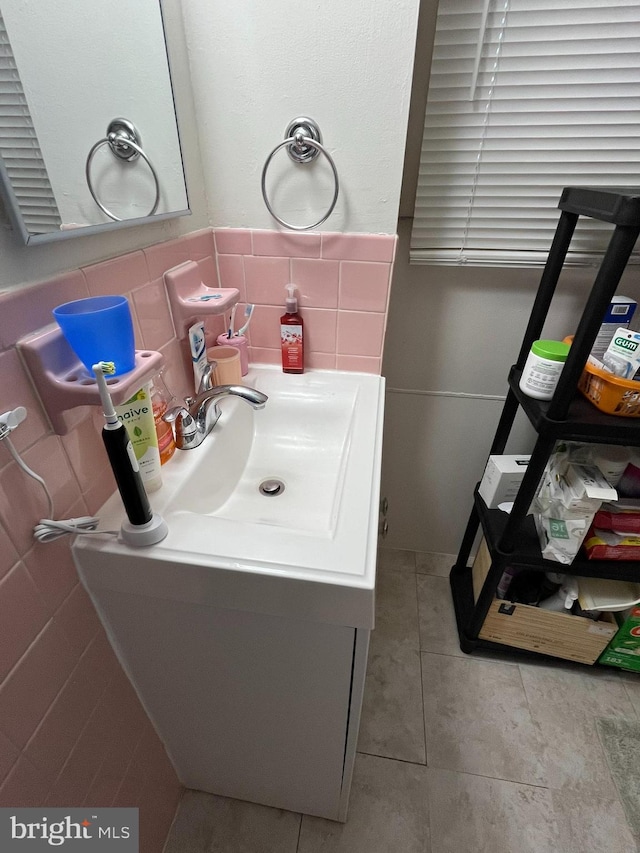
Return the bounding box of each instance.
[164,548,640,853]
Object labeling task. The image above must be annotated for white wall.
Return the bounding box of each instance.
[381,220,640,554]
[180,0,420,234]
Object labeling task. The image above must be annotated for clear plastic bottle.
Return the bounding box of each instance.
[152,373,176,465]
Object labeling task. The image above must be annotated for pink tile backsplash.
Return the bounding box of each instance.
[291,258,340,309]
[306,351,337,370]
[337,310,387,357]
[132,279,176,350]
[60,414,111,496]
[0,729,20,786]
[83,251,149,298]
[0,618,78,749]
[23,528,84,614]
[143,229,213,283]
[180,228,216,263]
[336,354,382,373]
[0,270,89,350]
[300,308,338,354]
[195,255,219,288]
[252,230,321,259]
[0,223,395,847]
[214,228,253,255]
[54,583,101,656]
[0,350,49,454]
[339,261,390,312]
[214,227,395,366]
[321,232,396,262]
[0,525,18,583]
[0,564,49,681]
[248,305,282,350]
[0,756,54,807]
[24,631,118,782]
[216,254,246,301]
[244,255,291,305]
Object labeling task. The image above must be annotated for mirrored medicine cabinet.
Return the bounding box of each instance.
[0,0,190,246]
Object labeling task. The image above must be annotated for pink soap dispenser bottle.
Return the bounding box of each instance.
[280,284,304,374]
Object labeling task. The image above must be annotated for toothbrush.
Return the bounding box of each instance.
[93,362,153,527]
[227,303,238,339]
[236,304,255,337]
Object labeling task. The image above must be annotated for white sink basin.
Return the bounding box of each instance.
[74,366,385,628]
[167,373,357,536]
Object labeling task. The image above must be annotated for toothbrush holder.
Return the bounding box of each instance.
[216,333,249,376]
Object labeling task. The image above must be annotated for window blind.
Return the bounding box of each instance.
[0,11,61,234]
[410,0,640,266]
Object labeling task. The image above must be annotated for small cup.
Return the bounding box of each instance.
[216,333,249,376]
[53,295,135,376]
[207,345,242,385]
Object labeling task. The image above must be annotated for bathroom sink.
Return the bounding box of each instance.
[166,371,357,536]
[74,365,385,628]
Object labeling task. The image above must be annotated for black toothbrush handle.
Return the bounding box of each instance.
[102,423,153,526]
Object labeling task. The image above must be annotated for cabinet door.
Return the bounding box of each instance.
[96,589,355,819]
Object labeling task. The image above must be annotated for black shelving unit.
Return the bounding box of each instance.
[451,187,640,658]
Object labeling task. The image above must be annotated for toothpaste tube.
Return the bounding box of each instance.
[188,320,208,392]
[590,295,637,360]
[602,328,640,380]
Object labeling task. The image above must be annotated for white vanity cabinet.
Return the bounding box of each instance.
[77,559,370,820]
[73,367,384,821]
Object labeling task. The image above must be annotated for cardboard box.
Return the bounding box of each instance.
[599,606,640,672]
[590,295,637,360]
[478,455,530,509]
[472,536,617,665]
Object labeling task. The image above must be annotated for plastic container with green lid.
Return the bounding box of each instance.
[519,339,571,400]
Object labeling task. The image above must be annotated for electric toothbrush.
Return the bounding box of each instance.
[93,361,153,527]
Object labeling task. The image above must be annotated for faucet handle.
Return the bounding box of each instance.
[163,405,198,449]
[163,405,190,424]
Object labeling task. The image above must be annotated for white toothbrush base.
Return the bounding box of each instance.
[120,513,168,547]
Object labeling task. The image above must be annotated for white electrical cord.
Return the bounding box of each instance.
[1,413,119,543]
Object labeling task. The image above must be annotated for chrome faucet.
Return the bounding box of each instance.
[163,363,268,450]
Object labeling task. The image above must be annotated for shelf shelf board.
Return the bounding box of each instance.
[559,187,640,226]
[508,366,640,443]
[475,488,640,581]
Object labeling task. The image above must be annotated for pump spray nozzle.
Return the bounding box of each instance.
[285,283,298,314]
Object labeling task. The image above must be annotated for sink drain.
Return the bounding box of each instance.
[259,478,285,497]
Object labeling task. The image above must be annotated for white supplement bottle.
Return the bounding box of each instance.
[519,340,570,401]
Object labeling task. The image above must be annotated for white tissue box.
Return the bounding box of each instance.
[478,455,531,509]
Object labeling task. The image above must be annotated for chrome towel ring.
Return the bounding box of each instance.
[261,117,339,231]
[85,118,160,222]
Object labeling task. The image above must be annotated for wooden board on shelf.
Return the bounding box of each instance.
[471,537,617,665]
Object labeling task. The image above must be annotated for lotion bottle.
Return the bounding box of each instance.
[115,383,162,492]
[281,284,304,374]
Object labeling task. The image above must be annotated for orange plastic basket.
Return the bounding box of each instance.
[562,335,640,417]
[578,361,640,417]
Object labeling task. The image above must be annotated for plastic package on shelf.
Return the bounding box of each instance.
[592,499,640,535]
[532,443,618,564]
[584,528,640,561]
